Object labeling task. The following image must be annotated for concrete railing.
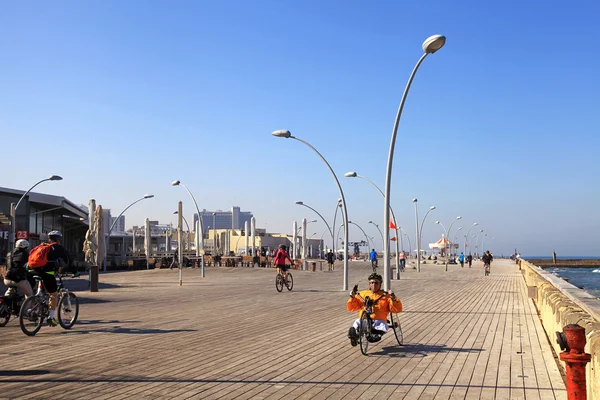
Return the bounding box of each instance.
[519,258,600,399]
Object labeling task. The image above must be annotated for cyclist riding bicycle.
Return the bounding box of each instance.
[273,244,293,280]
[4,239,34,298]
[369,249,378,271]
[28,231,73,327]
[347,272,402,346]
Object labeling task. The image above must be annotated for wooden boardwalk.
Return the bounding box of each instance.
[0,259,566,399]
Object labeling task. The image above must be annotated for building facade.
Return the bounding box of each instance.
[193,206,253,232]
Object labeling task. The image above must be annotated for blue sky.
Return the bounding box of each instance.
[1,0,599,257]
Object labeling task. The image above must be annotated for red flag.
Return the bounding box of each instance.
[390,237,397,241]
[389,220,397,229]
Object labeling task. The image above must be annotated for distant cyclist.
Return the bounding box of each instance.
[347,273,403,346]
[369,249,378,272]
[482,250,493,274]
[273,244,294,281]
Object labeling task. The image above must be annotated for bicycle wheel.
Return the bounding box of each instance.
[0,300,10,327]
[358,313,371,356]
[58,292,79,329]
[275,274,284,292]
[19,296,45,336]
[285,273,293,291]
[390,313,404,345]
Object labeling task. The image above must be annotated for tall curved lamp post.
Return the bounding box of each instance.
[413,200,436,272]
[464,223,478,255]
[295,201,333,247]
[348,221,372,255]
[345,171,400,279]
[475,229,484,257]
[383,34,446,290]
[368,221,384,247]
[419,205,436,257]
[332,199,342,254]
[172,180,205,277]
[12,175,63,246]
[272,129,350,290]
[481,233,488,253]
[105,194,154,272]
[445,216,462,271]
[400,227,411,260]
[173,211,191,251]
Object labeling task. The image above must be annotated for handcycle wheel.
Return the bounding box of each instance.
[58,292,79,329]
[19,296,45,336]
[275,274,284,292]
[285,272,293,291]
[358,312,371,356]
[390,313,403,345]
[0,300,11,327]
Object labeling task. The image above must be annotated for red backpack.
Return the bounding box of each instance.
[28,242,56,268]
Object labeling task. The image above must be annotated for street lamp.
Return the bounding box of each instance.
[295,201,333,247]
[171,180,205,277]
[445,216,462,271]
[345,171,400,279]
[400,227,412,260]
[383,34,446,290]
[482,233,488,253]
[272,129,350,290]
[419,205,436,251]
[105,194,154,272]
[368,221,383,247]
[11,175,63,247]
[414,200,436,272]
[173,211,190,251]
[475,229,484,257]
[332,199,342,254]
[348,221,372,256]
[463,223,478,256]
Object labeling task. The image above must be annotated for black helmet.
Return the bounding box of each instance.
[368,273,382,282]
[279,244,286,250]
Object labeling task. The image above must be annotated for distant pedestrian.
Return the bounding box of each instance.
[170,249,178,270]
[326,249,335,271]
[482,250,493,275]
[459,252,465,268]
[399,250,406,271]
[467,253,473,268]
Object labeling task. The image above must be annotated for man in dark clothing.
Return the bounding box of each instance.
[3,239,34,297]
[325,249,335,271]
[466,253,473,268]
[482,250,493,275]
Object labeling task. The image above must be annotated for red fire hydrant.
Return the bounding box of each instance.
[556,324,592,399]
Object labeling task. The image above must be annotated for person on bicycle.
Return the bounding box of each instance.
[399,250,406,271]
[482,250,493,274]
[369,249,378,271]
[31,231,72,327]
[347,272,402,346]
[273,244,293,280]
[3,239,34,298]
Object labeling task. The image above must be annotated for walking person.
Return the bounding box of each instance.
[466,253,473,268]
[325,249,335,272]
[170,248,178,270]
[459,252,465,268]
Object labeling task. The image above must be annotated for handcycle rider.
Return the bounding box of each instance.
[347,272,403,346]
[273,244,294,281]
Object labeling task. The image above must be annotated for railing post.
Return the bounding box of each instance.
[556,324,592,399]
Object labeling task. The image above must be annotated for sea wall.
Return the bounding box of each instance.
[520,259,600,399]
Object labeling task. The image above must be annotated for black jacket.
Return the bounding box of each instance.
[5,248,29,281]
[40,243,71,273]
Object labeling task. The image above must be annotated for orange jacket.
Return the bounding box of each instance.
[347,289,403,320]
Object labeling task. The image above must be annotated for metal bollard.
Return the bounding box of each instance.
[556,324,592,399]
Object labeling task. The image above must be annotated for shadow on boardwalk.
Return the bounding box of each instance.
[371,343,484,358]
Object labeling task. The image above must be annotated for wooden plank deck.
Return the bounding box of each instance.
[0,259,566,399]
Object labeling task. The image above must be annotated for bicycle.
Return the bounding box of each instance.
[0,285,27,327]
[354,291,403,355]
[275,266,293,292]
[484,263,490,276]
[19,273,79,336]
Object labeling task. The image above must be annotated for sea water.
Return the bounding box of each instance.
[544,267,600,299]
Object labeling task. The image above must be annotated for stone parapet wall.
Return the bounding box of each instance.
[520,258,600,399]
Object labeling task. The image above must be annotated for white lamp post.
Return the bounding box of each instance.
[345,171,400,279]
[383,34,446,290]
[368,221,384,247]
[295,201,333,246]
[272,129,350,290]
[445,216,462,271]
[11,175,63,247]
[171,180,205,277]
[105,194,154,272]
[463,223,478,255]
[173,211,191,251]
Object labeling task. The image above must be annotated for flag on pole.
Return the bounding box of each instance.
[390,237,397,241]
[389,220,397,229]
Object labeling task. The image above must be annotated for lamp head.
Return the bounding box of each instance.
[473,222,478,226]
[295,201,304,205]
[144,194,154,199]
[49,175,63,181]
[422,34,446,54]
[171,180,180,186]
[173,211,178,214]
[430,206,436,210]
[310,219,317,223]
[368,221,373,224]
[272,130,292,138]
[456,216,462,220]
[344,172,357,178]
[412,198,418,203]
[435,221,440,224]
